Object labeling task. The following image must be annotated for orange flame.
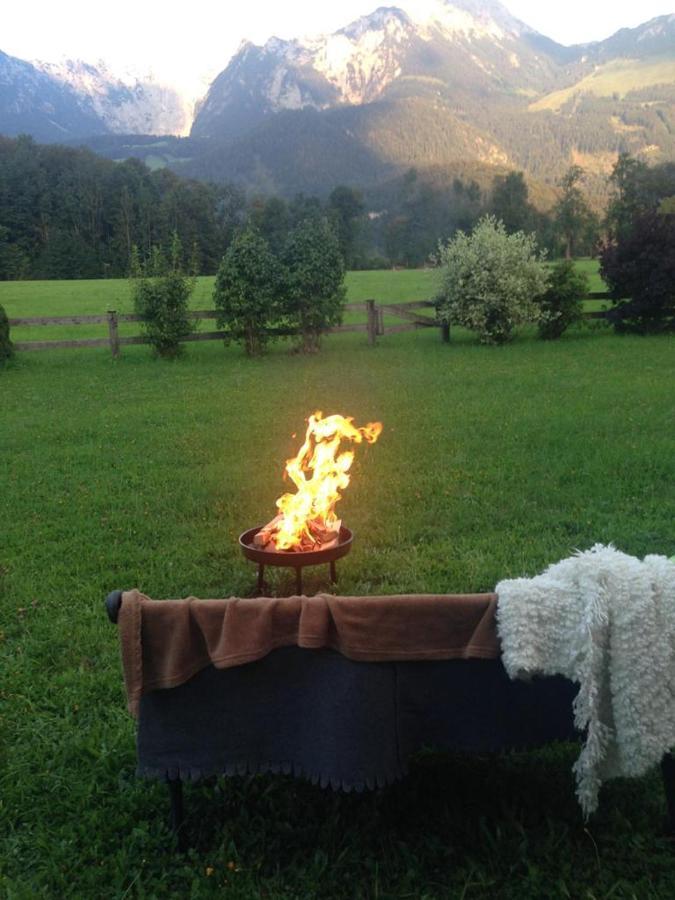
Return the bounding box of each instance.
[265,411,382,551]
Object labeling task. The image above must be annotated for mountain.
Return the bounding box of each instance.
[35,59,191,136]
[182,3,675,199]
[585,13,675,61]
[190,1,561,140]
[1,2,674,202]
[0,52,190,140]
[0,49,103,141]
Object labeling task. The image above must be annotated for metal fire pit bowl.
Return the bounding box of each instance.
[239,525,353,595]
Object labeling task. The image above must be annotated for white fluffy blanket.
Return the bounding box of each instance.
[496,544,675,817]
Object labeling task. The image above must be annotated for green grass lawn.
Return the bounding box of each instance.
[1,269,674,898]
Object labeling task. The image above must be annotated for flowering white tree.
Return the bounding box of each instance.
[436,216,549,345]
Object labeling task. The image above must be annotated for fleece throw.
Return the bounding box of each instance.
[117,590,499,716]
[496,545,675,817]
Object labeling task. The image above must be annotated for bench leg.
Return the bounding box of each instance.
[168,780,185,847]
[661,752,675,834]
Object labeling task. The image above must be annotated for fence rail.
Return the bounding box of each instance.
[8,292,613,357]
[8,303,385,357]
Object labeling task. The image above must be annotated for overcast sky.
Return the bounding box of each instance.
[3,0,674,99]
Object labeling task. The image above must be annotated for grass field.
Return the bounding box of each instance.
[0,261,605,343]
[1,268,674,898]
[0,269,440,343]
[529,56,675,111]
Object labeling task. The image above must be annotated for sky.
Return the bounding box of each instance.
[3,0,674,100]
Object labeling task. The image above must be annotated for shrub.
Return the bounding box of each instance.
[0,304,13,365]
[213,227,283,356]
[436,216,549,345]
[130,234,195,359]
[600,210,675,334]
[282,217,346,353]
[537,260,589,340]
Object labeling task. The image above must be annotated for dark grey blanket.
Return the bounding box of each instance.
[137,647,578,789]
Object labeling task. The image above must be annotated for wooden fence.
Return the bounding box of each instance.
[8,292,612,357]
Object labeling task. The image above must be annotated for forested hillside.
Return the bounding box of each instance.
[0,136,245,279]
[0,131,607,278]
[3,4,671,206]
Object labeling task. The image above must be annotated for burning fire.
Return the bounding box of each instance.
[254,411,383,552]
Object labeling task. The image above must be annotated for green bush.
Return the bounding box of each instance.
[130,234,195,359]
[0,304,13,365]
[282,217,346,353]
[537,260,589,340]
[213,227,284,356]
[436,216,549,345]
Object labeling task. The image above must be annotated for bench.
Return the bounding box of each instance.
[105,590,675,843]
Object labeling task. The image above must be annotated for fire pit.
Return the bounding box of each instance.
[239,411,382,595]
[239,524,353,594]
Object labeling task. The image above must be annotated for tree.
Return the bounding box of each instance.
[249,196,290,256]
[600,156,675,333]
[288,194,324,227]
[130,232,195,359]
[600,210,675,333]
[553,166,597,259]
[605,154,649,239]
[436,216,549,345]
[328,186,364,268]
[0,216,30,280]
[490,171,533,234]
[537,260,589,340]
[377,171,487,268]
[0,304,13,365]
[213,227,283,356]
[282,217,346,353]
[605,154,675,239]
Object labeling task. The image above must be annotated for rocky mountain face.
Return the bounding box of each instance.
[0,52,190,140]
[190,0,561,139]
[0,50,103,141]
[36,59,191,136]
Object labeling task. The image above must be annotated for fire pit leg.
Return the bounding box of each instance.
[661,752,675,833]
[295,567,303,595]
[330,561,337,584]
[257,564,265,594]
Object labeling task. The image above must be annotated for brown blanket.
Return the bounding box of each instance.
[118,590,500,716]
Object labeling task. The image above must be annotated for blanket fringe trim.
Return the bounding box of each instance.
[136,759,408,792]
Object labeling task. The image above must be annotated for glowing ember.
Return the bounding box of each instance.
[254,411,383,552]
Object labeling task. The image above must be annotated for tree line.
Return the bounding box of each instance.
[0,135,247,280]
[0,132,602,280]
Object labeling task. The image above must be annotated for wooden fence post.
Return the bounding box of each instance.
[377,307,384,336]
[366,300,377,346]
[441,320,450,343]
[107,310,120,359]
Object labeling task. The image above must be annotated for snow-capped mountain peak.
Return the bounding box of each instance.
[191,0,556,139]
[312,7,415,104]
[33,57,192,136]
